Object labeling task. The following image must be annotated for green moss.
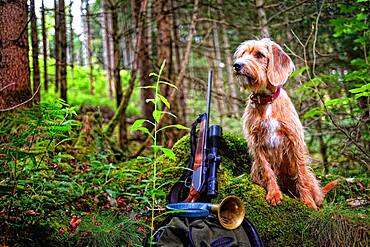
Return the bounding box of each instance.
[218,175,314,246]
[155,131,369,247]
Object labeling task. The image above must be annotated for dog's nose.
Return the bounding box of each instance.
[233,62,243,72]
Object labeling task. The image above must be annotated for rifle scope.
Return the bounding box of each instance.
[207,125,222,198]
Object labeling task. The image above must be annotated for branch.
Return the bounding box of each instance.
[266,0,310,24]
[0,84,40,112]
[0,83,15,92]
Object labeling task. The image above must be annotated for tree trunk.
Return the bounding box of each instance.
[133,0,154,128]
[30,0,40,104]
[155,0,184,147]
[41,0,49,92]
[110,0,127,148]
[54,0,60,93]
[102,0,114,99]
[0,0,31,110]
[220,0,239,117]
[155,0,173,85]
[84,0,94,95]
[171,0,187,124]
[212,20,226,118]
[68,0,74,79]
[111,1,122,108]
[317,119,329,174]
[59,0,67,102]
[256,0,270,38]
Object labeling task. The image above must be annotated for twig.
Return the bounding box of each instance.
[0,84,40,112]
[266,0,310,24]
[0,83,15,92]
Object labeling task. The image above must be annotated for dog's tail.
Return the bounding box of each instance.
[322,180,339,196]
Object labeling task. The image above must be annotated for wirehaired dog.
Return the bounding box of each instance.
[233,38,336,209]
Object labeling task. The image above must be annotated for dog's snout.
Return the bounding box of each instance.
[233,62,243,72]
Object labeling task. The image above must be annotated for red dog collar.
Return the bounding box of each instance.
[250,86,281,105]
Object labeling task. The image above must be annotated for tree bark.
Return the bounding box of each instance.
[212,20,226,118]
[54,0,60,93]
[111,1,122,108]
[220,0,239,117]
[30,0,40,104]
[133,0,154,128]
[155,0,185,147]
[171,0,187,124]
[155,0,173,86]
[0,0,32,109]
[317,119,329,174]
[256,0,270,38]
[102,0,114,99]
[41,0,49,92]
[110,0,126,148]
[84,0,94,95]
[59,0,67,102]
[68,0,74,79]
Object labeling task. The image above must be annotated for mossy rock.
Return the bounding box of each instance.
[157,132,370,247]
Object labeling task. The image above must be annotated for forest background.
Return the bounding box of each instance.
[0,0,369,246]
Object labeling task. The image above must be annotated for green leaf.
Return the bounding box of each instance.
[354,91,370,99]
[160,147,176,160]
[157,124,190,133]
[159,80,178,89]
[153,110,162,123]
[349,83,370,93]
[290,66,307,77]
[137,127,154,139]
[324,98,347,107]
[157,94,170,109]
[149,72,159,77]
[131,119,145,131]
[159,60,166,76]
[136,156,153,162]
[152,145,162,154]
[139,85,156,89]
[303,107,322,119]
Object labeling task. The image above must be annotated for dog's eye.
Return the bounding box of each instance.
[255,52,265,59]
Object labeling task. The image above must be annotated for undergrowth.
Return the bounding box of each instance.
[0,101,144,246]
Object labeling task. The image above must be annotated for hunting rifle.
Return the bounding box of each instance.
[167,70,245,230]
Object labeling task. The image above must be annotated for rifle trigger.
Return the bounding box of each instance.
[184,176,192,188]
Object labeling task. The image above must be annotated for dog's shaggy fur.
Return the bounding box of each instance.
[233,38,336,209]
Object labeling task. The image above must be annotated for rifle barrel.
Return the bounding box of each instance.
[204,70,212,161]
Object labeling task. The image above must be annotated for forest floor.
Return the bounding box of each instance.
[1,65,369,246]
[1,100,369,246]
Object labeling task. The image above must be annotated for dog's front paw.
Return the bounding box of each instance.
[266,190,283,206]
[302,198,318,209]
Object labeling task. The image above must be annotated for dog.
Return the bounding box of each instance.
[233,38,336,209]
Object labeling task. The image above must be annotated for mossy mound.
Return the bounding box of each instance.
[157,132,370,247]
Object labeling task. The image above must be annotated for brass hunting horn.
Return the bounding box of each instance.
[210,195,245,230]
[166,195,245,230]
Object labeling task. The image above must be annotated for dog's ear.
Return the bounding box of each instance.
[267,42,294,86]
